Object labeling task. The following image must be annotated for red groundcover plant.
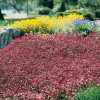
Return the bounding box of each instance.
[0,32,100,100]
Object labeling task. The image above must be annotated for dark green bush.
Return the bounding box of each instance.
[81,9,95,20]
[95,9,100,18]
[76,85,100,100]
[57,90,68,100]
[39,7,51,15]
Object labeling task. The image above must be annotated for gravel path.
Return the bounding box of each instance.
[4,14,27,19]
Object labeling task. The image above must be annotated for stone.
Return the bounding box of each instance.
[0,27,20,49]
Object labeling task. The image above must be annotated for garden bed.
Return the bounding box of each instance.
[0,13,100,100]
[0,32,100,100]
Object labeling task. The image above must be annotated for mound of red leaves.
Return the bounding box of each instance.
[0,32,100,100]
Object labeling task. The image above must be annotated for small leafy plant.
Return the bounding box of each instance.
[57,90,68,100]
[76,85,100,100]
[8,13,84,35]
[74,19,98,36]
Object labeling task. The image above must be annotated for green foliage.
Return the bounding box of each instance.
[78,0,88,7]
[96,26,100,32]
[80,9,95,20]
[53,0,62,6]
[67,0,78,5]
[0,19,26,26]
[95,9,100,18]
[57,90,68,100]
[22,1,34,13]
[39,7,51,15]
[0,20,5,26]
[86,0,100,9]
[0,0,33,13]
[76,85,100,100]
[56,9,95,20]
[74,24,97,35]
[61,20,75,34]
[73,19,98,36]
[28,14,48,19]
[78,0,100,18]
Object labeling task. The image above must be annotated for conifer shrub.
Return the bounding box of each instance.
[95,9,100,18]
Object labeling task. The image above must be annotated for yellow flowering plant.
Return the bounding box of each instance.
[8,13,84,35]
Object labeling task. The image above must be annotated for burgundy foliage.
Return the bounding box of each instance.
[0,32,100,100]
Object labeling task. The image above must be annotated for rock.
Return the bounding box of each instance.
[4,27,20,38]
[0,27,20,49]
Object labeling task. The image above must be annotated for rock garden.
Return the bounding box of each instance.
[0,13,100,100]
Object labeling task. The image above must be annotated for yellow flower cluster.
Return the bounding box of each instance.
[8,13,84,34]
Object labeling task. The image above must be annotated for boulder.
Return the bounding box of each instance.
[0,27,20,49]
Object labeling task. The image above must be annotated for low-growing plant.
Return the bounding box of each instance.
[73,19,98,36]
[8,13,84,35]
[76,85,100,100]
[57,90,68,100]
[0,32,100,100]
[7,13,100,36]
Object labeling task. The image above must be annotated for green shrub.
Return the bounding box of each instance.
[76,85,100,100]
[57,90,68,100]
[73,19,98,36]
[95,9,100,18]
[81,9,95,21]
[56,9,95,20]
[39,7,51,15]
[2,13,6,16]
